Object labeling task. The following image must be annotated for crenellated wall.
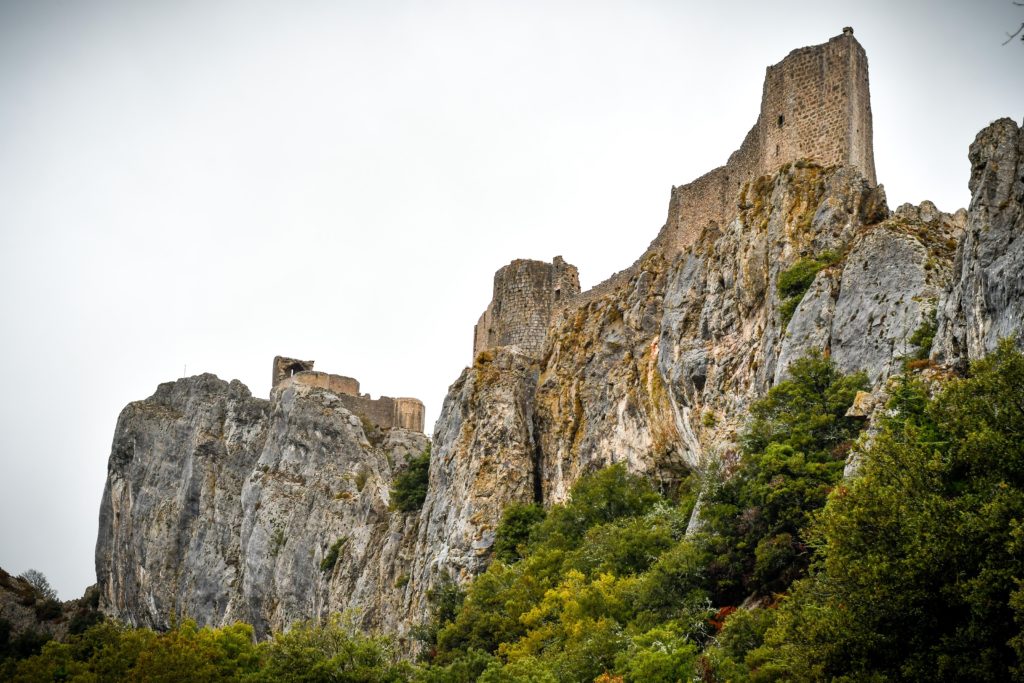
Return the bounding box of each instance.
[472,256,581,360]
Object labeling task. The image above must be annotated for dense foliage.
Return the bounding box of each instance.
[1,617,411,683]
[710,339,1024,681]
[699,351,867,604]
[391,445,431,513]
[8,345,1024,681]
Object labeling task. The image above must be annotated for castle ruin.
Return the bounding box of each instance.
[659,28,875,251]
[472,256,581,360]
[471,30,875,362]
[271,356,425,433]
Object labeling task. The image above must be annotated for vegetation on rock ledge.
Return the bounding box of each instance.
[391,444,431,513]
[8,345,1024,681]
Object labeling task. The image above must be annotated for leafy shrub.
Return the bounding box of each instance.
[391,445,431,513]
[907,309,938,360]
[700,351,867,603]
[426,466,706,680]
[741,340,1024,680]
[320,537,347,573]
[779,295,802,329]
[67,609,103,636]
[777,258,826,299]
[34,599,62,621]
[254,615,411,682]
[493,502,546,563]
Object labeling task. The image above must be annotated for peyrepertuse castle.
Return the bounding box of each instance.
[472,28,875,360]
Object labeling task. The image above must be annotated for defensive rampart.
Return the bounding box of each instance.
[659,28,874,252]
[271,357,425,433]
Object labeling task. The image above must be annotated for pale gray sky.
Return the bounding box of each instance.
[1,0,1021,599]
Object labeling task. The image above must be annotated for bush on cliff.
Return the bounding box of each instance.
[699,350,867,604]
[391,444,431,513]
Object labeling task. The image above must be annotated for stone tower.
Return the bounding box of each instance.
[661,28,875,252]
[473,256,581,360]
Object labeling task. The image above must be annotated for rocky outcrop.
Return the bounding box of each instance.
[96,374,428,637]
[96,375,269,628]
[780,201,963,385]
[656,164,891,466]
[406,347,539,620]
[935,118,1024,364]
[238,382,427,637]
[535,252,684,503]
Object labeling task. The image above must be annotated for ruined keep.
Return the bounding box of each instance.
[271,356,425,433]
[659,27,875,252]
[272,356,316,386]
[473,256,581,360]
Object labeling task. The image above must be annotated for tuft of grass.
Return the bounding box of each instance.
[270,525,287,558]
[354,466,369,492]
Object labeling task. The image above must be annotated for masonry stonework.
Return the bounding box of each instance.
[272,356,315,387]
[474,31,876,365]
[660,28,875,252]
[472,256,581,360]
[270,358,425,433]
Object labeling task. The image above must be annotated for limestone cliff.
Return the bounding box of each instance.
[935,118,1024,365]
[405,347,539,621]
[94,30,1024,642]
[96,374,429,638]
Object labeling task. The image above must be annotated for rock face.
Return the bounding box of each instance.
[536,252,684,502]
[94,30,1024,643]
[405,347,539,621]
[936,118,1024,365]
[96,374,428,638]
[96,375,268,628]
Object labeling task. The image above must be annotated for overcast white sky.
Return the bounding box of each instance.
[1,0,1021,599]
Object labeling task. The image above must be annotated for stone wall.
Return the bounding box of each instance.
[271,359,425,433]
[472,256,581,359]
[284,370,360,397]
[394,398,426,432]
[660,28,875,252]
[272,356,315,387]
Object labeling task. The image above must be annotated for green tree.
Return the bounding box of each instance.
[747,340,1024,681]
[392,445,432,513]
[493,503,546,564]
[700,352,867,604]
